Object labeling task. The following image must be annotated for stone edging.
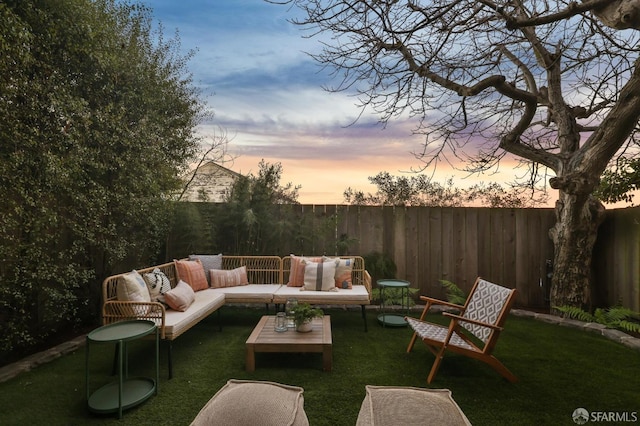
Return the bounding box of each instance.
[0,308,638,384]
[0,335,86,384]
[510,309,640,352]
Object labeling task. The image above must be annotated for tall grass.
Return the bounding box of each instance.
[0,306,638,425]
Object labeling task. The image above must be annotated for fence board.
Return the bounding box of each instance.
[514,209,531,306]
[415,207,433,296]
[501,209,517,289]
[405,207,420,287]
[428,208,444,296]
[344,205,361,255]
[476,209,493,292]
[440,208,454,283]
[452,208,466,287]
[464,209,479,290]
[312,204,327,254]
[361,206,384,255]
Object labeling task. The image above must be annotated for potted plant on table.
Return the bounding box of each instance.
[293,303,323,332]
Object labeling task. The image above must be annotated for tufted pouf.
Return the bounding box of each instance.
[190,379,309,426]
[356,386,471,426]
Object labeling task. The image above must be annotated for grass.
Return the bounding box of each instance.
[0,306,638,425]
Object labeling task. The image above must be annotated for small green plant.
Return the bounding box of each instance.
[440,279,467,305]
[293,303,323,326]
[555,305,640,334]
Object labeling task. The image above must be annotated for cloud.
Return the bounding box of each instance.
[147,0,557,205]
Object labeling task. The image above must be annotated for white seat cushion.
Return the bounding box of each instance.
[273,285,369,304]
[210,284,282,303]
[164,289,225,339]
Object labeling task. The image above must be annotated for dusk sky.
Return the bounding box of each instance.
[146,0,533,204]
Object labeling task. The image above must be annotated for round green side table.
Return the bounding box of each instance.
[377,279,411,327]
[85,320,159,419]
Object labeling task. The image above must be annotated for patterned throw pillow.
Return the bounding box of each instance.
[174,259,209,292]
[189,254,223,285]
[143,268,172,302]
[287,255,323,287]
[164,280,195,311]
[210,266,249,288]
[302,259,338,292]
[324,256,354,289]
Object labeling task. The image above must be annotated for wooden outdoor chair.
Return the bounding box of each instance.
[406,277,518,383]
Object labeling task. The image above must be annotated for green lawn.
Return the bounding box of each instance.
[0,306,638,425]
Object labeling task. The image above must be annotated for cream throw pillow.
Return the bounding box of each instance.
[116,270,151,303]
[302,260,338,292]
[323,256,355,289]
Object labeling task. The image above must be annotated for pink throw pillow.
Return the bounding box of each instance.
[210,266,249,288]
[174,259,208,292]
[287,255,322,287]
[164,280,195,311]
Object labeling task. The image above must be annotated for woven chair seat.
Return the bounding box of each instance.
[405,318,475,351]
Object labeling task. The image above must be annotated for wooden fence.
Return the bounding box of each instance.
[289,205,557,309]
[167,204,640,311]
[593,207,640,312]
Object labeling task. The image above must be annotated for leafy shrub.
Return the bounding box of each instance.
[555,305,640,334]
[440,279,467,305]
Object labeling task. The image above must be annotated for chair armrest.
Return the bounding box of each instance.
[415,296,464,321]
[419,296,464,310]
[102,301,167,339]
[363,270,372,297]
[442,312,503,331]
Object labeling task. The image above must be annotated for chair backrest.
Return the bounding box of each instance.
[461,278,516,343]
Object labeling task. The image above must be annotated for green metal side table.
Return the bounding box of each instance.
[85,320,159,419]
[377,279,411,327]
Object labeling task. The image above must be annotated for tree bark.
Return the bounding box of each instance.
[549,193,605,311]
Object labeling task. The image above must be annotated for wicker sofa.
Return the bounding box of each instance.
[102,255,371,378]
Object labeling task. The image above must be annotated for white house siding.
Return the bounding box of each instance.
[181,162,241,202]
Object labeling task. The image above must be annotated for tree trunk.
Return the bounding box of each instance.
[549,193,605,311]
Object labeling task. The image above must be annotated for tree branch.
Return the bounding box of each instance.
[501,0,617,29]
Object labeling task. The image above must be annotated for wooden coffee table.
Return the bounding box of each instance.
[245,315,332,372]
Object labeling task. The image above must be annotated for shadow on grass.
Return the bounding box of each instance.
[0,306,638,425]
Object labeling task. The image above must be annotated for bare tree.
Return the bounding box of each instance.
[274,0,640,309]
[176,127,235,201]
